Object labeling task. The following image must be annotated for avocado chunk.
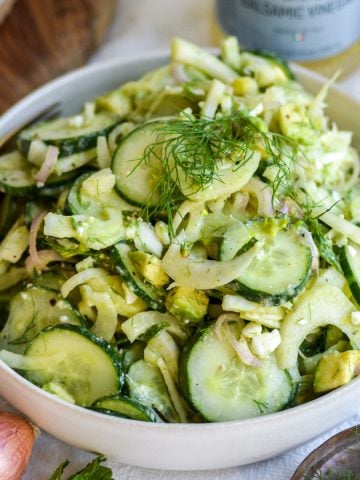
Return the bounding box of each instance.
[278,103,316,145]
[314,350,360,393]
[129,251,169,287]
[96,90,131,117]
[166,286,208,325]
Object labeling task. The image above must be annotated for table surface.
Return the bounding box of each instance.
[2,0,360,478]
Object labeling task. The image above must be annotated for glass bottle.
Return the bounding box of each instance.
[214,0,360,78]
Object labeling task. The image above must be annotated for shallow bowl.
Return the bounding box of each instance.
[0,52,360,470]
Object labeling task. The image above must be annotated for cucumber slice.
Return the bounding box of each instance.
[339,242,360,304]
[92,394,161,422]
[32,270,72,292]
[112,122,164,207]
[0,151,89,196]
[66,169,134,216]
[219,223,252,261]
[19,113,120,157]
[180,325,293,421]
[112,120,260,206]
[250,50,295,80]
[0,284,24,329]
[121,311,186,343]
[44,211,125,251]
[111,242,165,311]
[0,151,34,194]
[236,227,312,305]
[121,341,145,372]
[0,287,83,353]
[277,282,360,370]
[127,359,179,422]
[66,171,95,214]
[0,194,17,237]
[24,324,123,406]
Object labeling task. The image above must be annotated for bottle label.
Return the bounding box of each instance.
[216,0,360,61]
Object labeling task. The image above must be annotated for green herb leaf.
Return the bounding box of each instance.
[306,217,341,271]
[68,455,113,480]
[48,455,113,480]
[48,460,70,480]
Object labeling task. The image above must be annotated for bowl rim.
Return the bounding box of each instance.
[0,49,360,431]
[1,358,360,430]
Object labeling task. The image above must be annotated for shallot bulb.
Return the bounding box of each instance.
[0,412,37,480]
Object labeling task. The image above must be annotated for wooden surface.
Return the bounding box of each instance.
[0,0,16,25]
[0,0,117,113]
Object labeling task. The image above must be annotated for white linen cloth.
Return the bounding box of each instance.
[2,0,360,478]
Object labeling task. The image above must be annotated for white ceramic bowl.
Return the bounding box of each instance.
[0,53,360,471]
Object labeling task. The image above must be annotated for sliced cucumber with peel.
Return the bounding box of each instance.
[19,112,120,157]
[0,151,88,195]
[277,282,360,370]
[0,287,83,353]
[180,324,294,422]
[127,359,179,422]
[112,122,164,207]
[111,242,165,311]
[236,226,312,305]
[250,50,295,80]
[339,242,360,305]
[219,223,252,261]
[93,394,161,422]
[66,171,95,215]
[0,151,35,194]
[23,324,123,406]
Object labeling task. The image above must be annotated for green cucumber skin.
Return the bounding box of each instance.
[110,242,166,312]
[111,185,143,209]
[90,407,161,423]
[236,243,312,306]
[32,285,85,326]
[19,118,120,158]
[339,246,360,305]
[25,323,125,391]
[0,168,89,197]
[66,171,95,215]
[111,126,144,208]
[283,370,300,409]
[250,50,295,80]
[1,286,86,353]
[178,325,210,413]
[235,268,310,306]
[0,194,16,237]
[179,324,293,422]
[0,181,34,196]
[111,121,164,208]
[92,394,162,422]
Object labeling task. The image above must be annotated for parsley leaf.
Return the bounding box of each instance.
[48,455,114,480]
[48,461,70,480]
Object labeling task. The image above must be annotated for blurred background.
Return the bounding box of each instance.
[0,0,359,113]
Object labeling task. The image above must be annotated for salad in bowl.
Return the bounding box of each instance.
[0,37,359,427]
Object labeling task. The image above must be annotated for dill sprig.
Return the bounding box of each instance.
[132,110,300,233]
[262,130,300,202]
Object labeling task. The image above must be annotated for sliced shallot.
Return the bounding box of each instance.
[34,145,59,186]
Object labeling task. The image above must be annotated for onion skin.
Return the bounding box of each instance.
[0,412,37,480]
